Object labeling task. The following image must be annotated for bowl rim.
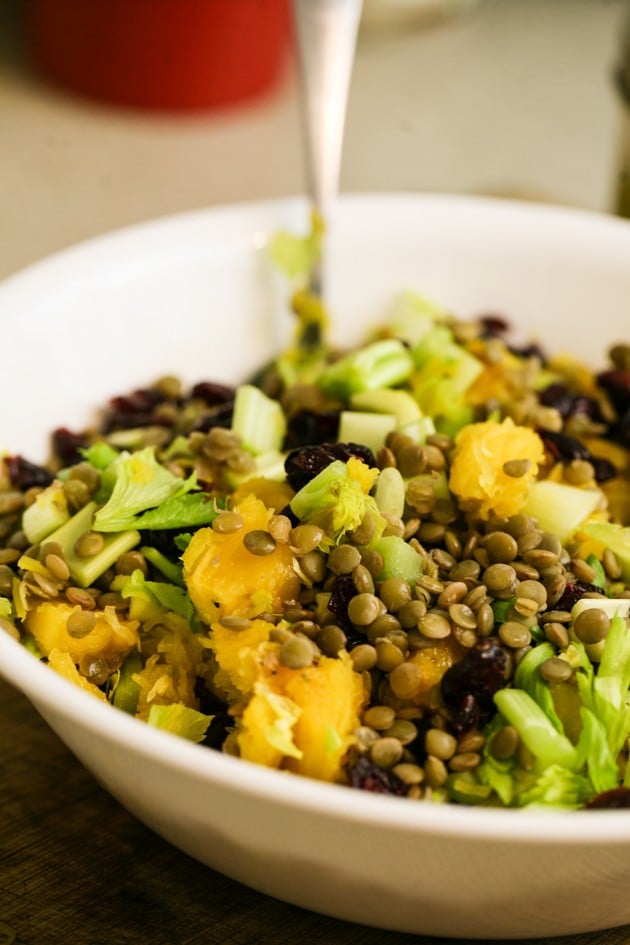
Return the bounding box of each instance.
[3,191,630,843]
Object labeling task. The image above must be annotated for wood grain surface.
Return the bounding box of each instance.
[2,675,630,945]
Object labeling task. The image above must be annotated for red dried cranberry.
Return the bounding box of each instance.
[190,381,235,406]
[590,455,618,483]
[284,442,376,492]
[441,639,508,735]
[586,787,630,809]
[554,581,606,612]
[285,408,341,449]
[192,402,235,432]
[52,427,88,466]
[537,429,591,464]
[348,756,407,796]
[597,368,630,414]
[478,314,510,337]
[5,455,53,490]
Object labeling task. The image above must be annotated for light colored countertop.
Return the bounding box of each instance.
[0,0,626,282]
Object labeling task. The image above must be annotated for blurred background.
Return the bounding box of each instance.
[0,0,627,283]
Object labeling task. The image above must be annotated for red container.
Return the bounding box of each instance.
[26,0,293,111]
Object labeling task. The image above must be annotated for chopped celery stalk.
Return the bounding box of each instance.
[338,411,397,454]
[231,384,286,455]
[94,447,197,532]
[46,501,140,588]
[141,546,184,586]
[582,522,630,582]
[585,552,606,588]
[386,291,447,346]
[513,642,565,734]
[446,772,493,805]
[318,340,414,399]
[411,324,483,431]
[81,441,120,470]
[111,650,142,715]
[522,480,603,542]
[147,703,212,743]
[350,389,423,427]
[369,535,424,584]
[494,688,578,772]
[373,467,406,520]
[22,481,70,544]
[224,450,288,490]
[575,707,619,795]
[290,459,383,545]
[132,492,217,530]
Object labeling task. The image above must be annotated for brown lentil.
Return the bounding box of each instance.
[484,531,519,563]
[424,755,449,788]
[388,662,423,700]
[350,643,378,672]
[44,553,70,582]
[425,727,457,760]
[362,705,396,731]
[491,724,520,760]
[65,586,97,609]
[115,550,148,576]
[483,563,517,596]
[571,557,597,584]
[348,592,382,627]
[602,548,622,580]
[573,608,610,645]
[316,624,346,657]
[74,531,105,558]
[212,511,244,534]
[418,611,451,640]
[290,524,324,555]
[279,635,315,669]
[352,563,375,595]
[379,577,412,613]
[499,620,532,649]
[448,751,482,772]
[392,762,424,785]
[243,530,276,556]
[385,718,419,745]
[375,639,405,673]
[398,599,427,629]
[539,656,574,683]
[449,602,478,630]
[502,458,532,478]
[219,615,252,630]
[370,736,404,769]
[66,610,97,639]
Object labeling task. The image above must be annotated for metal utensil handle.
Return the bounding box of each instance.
[293,0,363,224]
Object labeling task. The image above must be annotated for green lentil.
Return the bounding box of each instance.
[74,531,105,558]
[363,704,396,731]
[388,662,423,700]
[316,624,347,657]
[379,577,412,613]
[425,728,457,760]
[280,635,315,669]
[66,610,97,639]
[499,620,532,649]
[370,736,404,769]
[348,592,382,626]
[573,608,610,645]
[491,725,520,760]
[349,643,378,672]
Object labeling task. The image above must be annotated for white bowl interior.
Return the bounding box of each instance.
[2,194,630,939]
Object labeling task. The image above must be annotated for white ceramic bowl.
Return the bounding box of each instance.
[2,194,630,940]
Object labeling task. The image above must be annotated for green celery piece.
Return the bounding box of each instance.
[111,650,142,715]
[290,460,384,545]
[411,324,483,431]
[514,642,565,734]
[140,546,184,586]
[582,522,630,582]
[368,535,424,585]
[337,410,397,454]
[516,764,592,809]
[386,291,447,346]
[93,447,196,532]
[318,340,414,399]
[46,501,140,588]
[22,481,70,544]
[492,597,516,623]
[350,389,423,427]
[522,480,603,544]
[584,614,630,755]
[268,220,322,280]
[585,552,607,588]
[133,492,217,530]
[575,707,619,796]
[231,384,286,455]
[81,441,120,470]
[494,688,578,772]
[445,772,493,805]
[119,569,193,621]
[224,450,288,491]
[147,703,212,743]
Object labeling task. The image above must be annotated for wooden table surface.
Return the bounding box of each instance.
[1,676,630,945]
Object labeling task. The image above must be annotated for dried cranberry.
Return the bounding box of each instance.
[52,427,88,466]
[327,573,363,641]
[554,581,606,612]
[597,368,630,414]
[5,455,53,491]
[348,756,407,796]
[590,455,618,483]
[537,429,591,464]
[586,787,630,809]
[193,401,235,432]
[191,381,235,406]
[285,408,341,449]
[441,639,508,735]
[285,442,376,492]
[539,383,577,419]
[509,342,547,363]
[478,314,510,337]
